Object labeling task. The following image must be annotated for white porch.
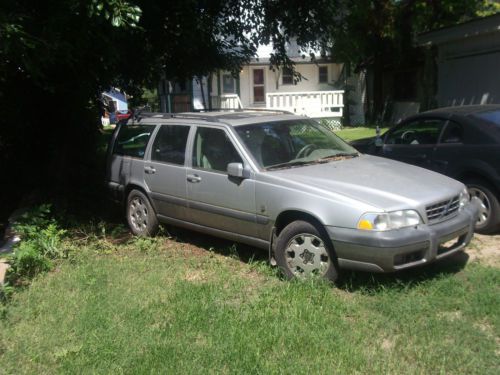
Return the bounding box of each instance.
[208,90,344,119]
[265,90,344,118]
[210,93,243,110]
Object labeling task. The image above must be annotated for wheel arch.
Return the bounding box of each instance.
[456,170,499,196]
[274,210,327,237]
[124,183,152,206]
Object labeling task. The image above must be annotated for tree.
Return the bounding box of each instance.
[326,0,500,122]
[0,1,333,213]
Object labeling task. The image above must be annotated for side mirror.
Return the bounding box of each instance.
[227,163,251,179]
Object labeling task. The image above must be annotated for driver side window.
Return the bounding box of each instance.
[192,127,243,173]
[386,119,446,145]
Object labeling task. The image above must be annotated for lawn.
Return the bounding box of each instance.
[1,229,499,374]
[334,126,389,142]
[1,126,498,374]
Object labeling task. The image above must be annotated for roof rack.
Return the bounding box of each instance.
[131,111,220,123]
[192,108,295,115]
[126,108,294,125]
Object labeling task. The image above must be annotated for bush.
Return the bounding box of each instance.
[6,204,67,283]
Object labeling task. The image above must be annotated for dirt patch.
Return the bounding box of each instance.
[466,234,500,267]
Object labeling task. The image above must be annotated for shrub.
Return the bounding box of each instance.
[7,204,67,283]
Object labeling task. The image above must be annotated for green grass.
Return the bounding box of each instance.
[1,231,499,374]
[335,127,389,142]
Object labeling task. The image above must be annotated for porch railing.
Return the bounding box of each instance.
[210,94,243,110]
[266,90,344,118]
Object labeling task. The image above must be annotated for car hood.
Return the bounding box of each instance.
[268,155,463,211]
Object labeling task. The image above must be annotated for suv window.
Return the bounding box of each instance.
[192,127,243,172]
[472,110,500,126]
[440,121,463,144]
[151,125,190,165]
[114,125,155,158]
[386,119,446,145]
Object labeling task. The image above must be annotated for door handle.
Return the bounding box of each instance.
[187,174,202,183]
[144,166,156,174]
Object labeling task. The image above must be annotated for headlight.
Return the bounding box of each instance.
[459,187,470,210]
[357,210,422,231]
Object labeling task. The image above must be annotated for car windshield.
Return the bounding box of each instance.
[235,119,358,170]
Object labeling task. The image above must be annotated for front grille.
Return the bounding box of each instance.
[426,195,460,223]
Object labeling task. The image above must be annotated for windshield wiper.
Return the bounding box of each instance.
[316,152,359,162]
[266,160,317,171]
[266,153,359,171]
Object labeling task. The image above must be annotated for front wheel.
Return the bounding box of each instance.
[466,179,500,234]
[126,189,159,236]
[274,220,339,282]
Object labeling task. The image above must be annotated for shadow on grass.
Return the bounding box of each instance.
[156,224,470,292]
[337,251,470,293]
[163,225,268,264]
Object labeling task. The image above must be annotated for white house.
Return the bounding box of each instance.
[159,41,349,121]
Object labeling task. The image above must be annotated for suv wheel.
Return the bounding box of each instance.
[466,179,500,234]
[275,220,339,282]
[126,189,159,236]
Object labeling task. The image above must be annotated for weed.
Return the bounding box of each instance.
[6,205,67,284]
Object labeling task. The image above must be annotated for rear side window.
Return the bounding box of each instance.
[472,110,500,126]
[151,125,190,165]
[440,121,463,144]
[386,119,446,145]
[113,125,155,158]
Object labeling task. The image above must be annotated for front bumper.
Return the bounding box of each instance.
[326,201,480,273]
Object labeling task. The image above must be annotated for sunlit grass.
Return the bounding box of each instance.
[335,127,389,142]
[1,231,498,374]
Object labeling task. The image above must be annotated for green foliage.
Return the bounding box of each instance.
[7,205,68,283]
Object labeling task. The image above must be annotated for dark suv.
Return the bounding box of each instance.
[351,105,500,234]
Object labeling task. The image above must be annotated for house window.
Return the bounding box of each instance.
[222,73,236,94]
[319,66,328,83]
[253,69,265,103]
[282,68,294,85]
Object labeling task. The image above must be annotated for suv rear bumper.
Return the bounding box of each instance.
[326,201,479,273]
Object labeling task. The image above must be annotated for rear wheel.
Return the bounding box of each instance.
[465,179,500,234]
[126,189,159,236]
[275,220,339,282]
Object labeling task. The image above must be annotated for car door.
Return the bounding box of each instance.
[431,120,465,176]
[186,126,257,238]
[108,123,156,200]
[143,124,191,221]
[380,118,447,168]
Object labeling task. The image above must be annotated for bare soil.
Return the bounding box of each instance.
[466,233,500,267]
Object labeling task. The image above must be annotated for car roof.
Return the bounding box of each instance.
[419,104,500,117]
[134,110,302,127]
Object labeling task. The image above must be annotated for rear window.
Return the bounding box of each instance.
[113,125,155,158]
[472,110,500,126]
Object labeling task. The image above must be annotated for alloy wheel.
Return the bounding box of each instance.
[468,187,491,228]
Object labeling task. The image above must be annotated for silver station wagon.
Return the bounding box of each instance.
[106,111,479,281]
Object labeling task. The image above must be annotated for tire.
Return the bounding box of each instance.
[274,220,339,282]
[465,179,500,234]
[126,189,159,236]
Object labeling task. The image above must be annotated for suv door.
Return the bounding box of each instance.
[144,124,191,221]
[108,124,156,200]
[186,126,257,237]
[381,118,447,168]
